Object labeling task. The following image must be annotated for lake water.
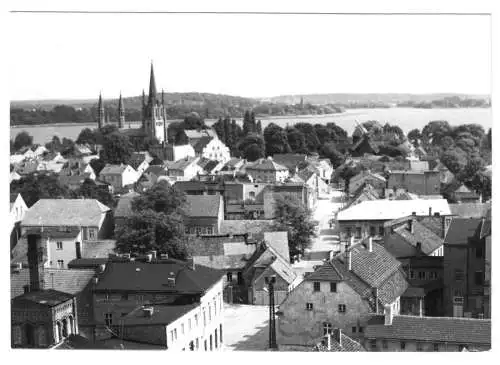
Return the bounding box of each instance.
[11,107,492,144]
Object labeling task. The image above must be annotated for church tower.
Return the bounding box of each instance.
[118,92,125,129]
[97,92,105,129]
[142,62,167,143]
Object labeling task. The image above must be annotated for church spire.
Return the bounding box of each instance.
[148,61,157,105]
[97,92,105,129]
[118,92,125,129]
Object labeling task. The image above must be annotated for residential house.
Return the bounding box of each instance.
[443,218,489,318]
[430,159,455,185]
[10,154,26,165]
[481,210,491,319]
[150,143,196,162]
[245,157,289,183]
[142,165,168,184]
[309,158,334,185]
[73,144,93,157]
[194,137,231,164]
[197,157,224,175]
[174,180,224,196]
[451,184,481,203]
[349,170,386,196]
[336,199,451,245]
[449,202,490,218]
[15,160,39,176]
[387,170,440,196]
[272,154,308,173]
[99,164,138,193]
[264,182,315,217]
[219,220,275,238]
[277,239,408,346]
[18,199,113,269]
[184,128,218,147]
[128,151,153,176]
[184,195,224,235]
[165,157,203,182]
[298,166,320,205]
[363,313,490,352]
[10,193,29,249]
[219,158,245,175]
[344,183,380,209]
[32,145,48,158]
[92,258,225,351]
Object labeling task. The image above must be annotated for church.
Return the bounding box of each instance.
[96,63,168,148]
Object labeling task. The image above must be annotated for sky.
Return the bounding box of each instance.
[8,13,491,100]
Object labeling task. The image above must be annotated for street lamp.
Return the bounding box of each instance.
[264,275,277,350]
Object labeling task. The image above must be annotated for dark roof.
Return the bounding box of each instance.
[314,333,366,352]
[114,192,140,218]
[12,289,74,307]
[219,220,275,239]
[144,165,167,176]
[306,261,345,282]
[68,258,110,268]
[184,195,221,217]
[392,221,443,255]
[351,136,380,154]
[100,164,130,175]
[444,218,483,246]
[193,136,213,154]
[122,303,198,326]
[94,261,223,293]
[166,157,197,171]
[403,287,425,298]
[245,158,288,172]
[272,154,308,171]
[449,203,490,218]
[364,315,491,346]
[198,159,219,173]
[22,199,110,227]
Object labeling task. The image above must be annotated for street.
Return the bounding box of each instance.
[223,304,270,351]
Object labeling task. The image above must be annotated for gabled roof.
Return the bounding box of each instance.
[449,203,490,218]
[268,253,296,284]
[94,261,222,293]
[100,164,131,175]
[455,184,473,193]
[337,199,451,221]
[306,261,345,282]
[165,156,198,171]
[128,152,153,170]
[444,218,483,246]
[22,199,110,227]
[263,231,290,263]
[272,154,308,171]
[114,192,140,218]
[245,158,288,172]
[392,221,443,255]
[121,303,199,326]
[364,315,491,346]
[219,220,275,239]
[144,165,167,176]
[184,195,221,217]
[193,136,213,154]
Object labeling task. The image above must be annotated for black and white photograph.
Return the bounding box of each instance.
[5,0,495,353]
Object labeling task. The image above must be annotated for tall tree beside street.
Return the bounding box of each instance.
[263,123,291,156]
[101,132,133,164]
[115,182,188,259]
[272,194,316,258]
[13,131,33,151]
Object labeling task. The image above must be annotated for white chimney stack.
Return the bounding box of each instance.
[368,237,373,252]
[325,334,332,351]
[347,250,352,271]
[384,304,394,326]
[335,328,342,347]
[350,235,354,246]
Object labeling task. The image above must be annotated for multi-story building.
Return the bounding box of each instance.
[165,156,204,182]
[443,218,490,318]
[18,199,113,269]
[277,238,408,346]
[184,195,224,235]
[99,164,139,193]
[387,170,440,196]
[349,170,386,196]
[92,258,224,351]
[193,136,231,164]
[244,157,289,183]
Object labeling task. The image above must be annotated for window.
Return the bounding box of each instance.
[214,299,217,316]
[56,241,63,250]
[355,227,362,238]
[352,327,357,333]
[400,341,406,350]
[170,331,174,342]
[203,309,207,326]
[121,293,129,300]
[370,340,377,350]
[185,226,190,234]
[88,228,97,240]
[313,282,321,292]
[409,270,415,279]
[379,226,385,236]
[359,327,364,333]
[210,334,213,351]
[136,294,144,302]
[105,313,113,327]
[181,323,185,335]
[323,322,333,335]
[189,341,194,351]
[433,343,439,352]
[418,271,426,280]
[208,304,212,321]
[455,269,464,281]
[206,226,213,235]
[196,338,199,350]
[196,227,202,235]
[476,247,483,258]
[57,260,64,269]
[430,271,438,280]
[474,271,484,285]
[417,343,423,352]
[306,303,313,311]
[188,318,192,330]
[227,272,233,282]
[345,227,352,237]
[237,272,244,285]
[174,328,177,340]
[458,345,466,351]
[330,282,337,292]
[220,324,223,343]
[215,328,218,348]
[370,226,376,236]
[338,304,346,313]
[195,314,199,327]
[382,340,388,350]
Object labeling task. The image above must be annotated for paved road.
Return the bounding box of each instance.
[223,304,270,351]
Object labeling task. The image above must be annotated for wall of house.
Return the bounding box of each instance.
[338,220,387,243]
[47,234,82,269]
[363,338,490,352]
[277,280,372,345]
[247,169,289,183]
[251,265,291,306]
[185,217,219,235]
[122,166,139,186]
[349,174,386,195]
[202,139,231,164]
[122,324,167,346]
[388,171,440,195]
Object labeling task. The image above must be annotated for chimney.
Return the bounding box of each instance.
[347,249,352,271]
[384,304,394,326]
[350,235,354,246]
[416,242,422,253]
[27,234,44,292]
[325,334,332,350]
[150,250,157,260]
[412,211,416,216]
[93,277,99,285]
[408,219,413,233]
[334,328,342,347]
[428,207,432,216]
[368,237,373,252]
[146,253,153,262]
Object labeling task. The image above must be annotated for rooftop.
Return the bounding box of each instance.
[392,221,443,255]
[165,156,198,171]
[337,199,451,221]
[114,192,140,218]
[449,203,490,218]
[22,199,110,227]
[12,289,74,307]
[245,158,288,172]
[184,195,221,217]
[100,164,131,175]
[364,315,491,346]
[444,218,483,246]
[122,303,198,326]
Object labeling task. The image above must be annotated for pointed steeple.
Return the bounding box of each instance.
[118,92,125,129]
[161,88,165,105]
[148,61,157,105]
[97,92,105,129]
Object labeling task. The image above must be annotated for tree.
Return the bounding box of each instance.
[174,130,189,145]
[337,163,361,194]
[89,158,106,176]
[14,131,33,151]
[60,137,76,156]
[321,143,345,169]
[10,173,71,207]
[10,139,14,153]
[286,128,308,153]
[101,132,133,164]
[407,128,422,147]
[115,182,187,258]
[182,112,205,130]
[45,135,62,152]
[256,120,263,134]
[263,123,291,156]
[440,147,468,175]
[272,194,316,258]
[421,120,452,147]
[294,123,321,152]
[75,178,115,207]
[242,110,252,135]
[237,134,265,161]
[76,128,97,146]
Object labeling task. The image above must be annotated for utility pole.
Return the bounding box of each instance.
[265,275,277,350]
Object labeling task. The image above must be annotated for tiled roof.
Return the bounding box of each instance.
[449,203,490,218]
[165,156,198,171]
[306,261,345,282]
[114,192,140,218]
[246,158,288,172]
[193,136,213,153]
[144,165,167,176]
[337,199,451,221]
[128,152,153,170]
[22,199,110,227]
[403,286,425,298]
[268,254,297,284]
[122,303,198,326]
[12,289,74,307]
[272,154,308,170]
[263,231,290,263]
[393,221,443,255]
[364,315,491,346]
[444,218,483,246]
[94,261,223,293]
[184,129,217,139]
[100,164,129,175]
[219,220,275,239]
[184,195,221,217]
[315,333,366,352]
